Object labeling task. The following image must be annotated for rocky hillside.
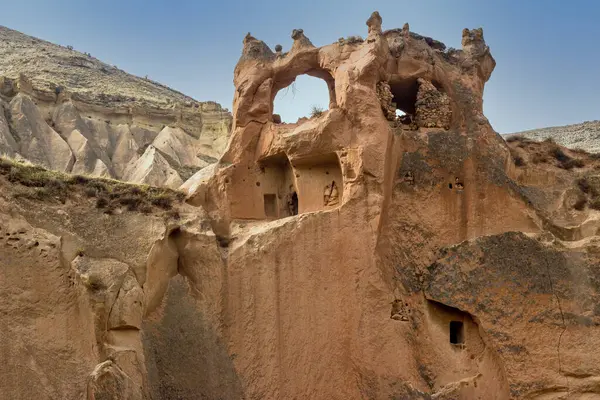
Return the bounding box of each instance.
[505,120,600,153]
[0,26,232,188]
[3,12,600,400]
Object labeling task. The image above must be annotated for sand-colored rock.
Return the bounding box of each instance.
[153,126,212,178]
[124,145,184,189]
[9,93,75,171]
[2,11,600,400]
[0,100,18,157]
[178,11,599,399]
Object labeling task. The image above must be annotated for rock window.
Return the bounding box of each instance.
[389,77,419,117]
[272,72,335,123]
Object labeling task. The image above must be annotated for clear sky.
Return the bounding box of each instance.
[1,0,598,133]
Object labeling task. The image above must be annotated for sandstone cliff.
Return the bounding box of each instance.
[2,13,600,400]
[0,26,232,188]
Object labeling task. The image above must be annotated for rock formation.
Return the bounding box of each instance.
[2,12,600,400]
[0,26,232,188]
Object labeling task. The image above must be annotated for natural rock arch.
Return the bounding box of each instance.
[272,74,333,123]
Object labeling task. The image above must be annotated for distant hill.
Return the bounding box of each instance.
[504,120,600,153]
[0,25,231,188]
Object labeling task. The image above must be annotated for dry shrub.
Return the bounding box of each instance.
[551,147,585,170]
[532,153,548,164]
[573,197,587,211]
[577,178,596,195]
[310,105,324,118]
[590,198,600,211]
[1,156,184,214]
[514,156,526,167]
[96,196,109,208]
[506,135,523,143]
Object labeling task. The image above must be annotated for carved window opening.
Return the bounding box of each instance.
[389,77,419,117]
[388,77,451,130]
[258,154,297,220]
[449,321,464,344]
[272,71,336,124]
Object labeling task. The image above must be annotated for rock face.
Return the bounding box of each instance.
[506,120,600,153]
[2,12,600,400]
[0,26,232,187]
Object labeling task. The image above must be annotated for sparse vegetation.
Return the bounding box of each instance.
[514,155,526,167]
[509,147,526,167]
[84,274,103,291]
[574,196,587,211]
[577,177,597,196]
[543,137,556,144]
[0,157,185,214]
[505,135,523,143]
[531,153,548,164]
[574,176,600,210]
[344,36,364,45]
[590,198,600,211]
[551,147,585,169]
[310,105,324,118]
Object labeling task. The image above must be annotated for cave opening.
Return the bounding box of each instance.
[258,154,297,220]
[290,192,298,216]
[389,77,419,117]
[449,321,464,345]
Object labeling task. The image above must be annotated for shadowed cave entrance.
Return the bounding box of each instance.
[389,77,419,117]
[257,152,343,219]
[449,321,464,345]
[258,154,298,219]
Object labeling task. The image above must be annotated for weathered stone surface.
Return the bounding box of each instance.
[415,78,451,129]
[0,100,18,157]
[124,145,184,189]
[2,11,600,400]
[152,126,211,178]
[87,360,143,400]
[9,93,75,171]
[0,212,97,400]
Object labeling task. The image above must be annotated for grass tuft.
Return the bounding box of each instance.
[1,156,185,215]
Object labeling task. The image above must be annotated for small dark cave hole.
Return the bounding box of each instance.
[290,192,299,216]
[449,321,464,344]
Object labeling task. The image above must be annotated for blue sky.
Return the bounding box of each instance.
[1,0,598,133]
